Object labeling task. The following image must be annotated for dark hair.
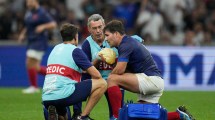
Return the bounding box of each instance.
[60,23,79,41]
[103,20,125,35]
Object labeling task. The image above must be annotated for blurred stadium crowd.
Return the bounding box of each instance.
[0,0,215,46]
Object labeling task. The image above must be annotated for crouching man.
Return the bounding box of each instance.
[42,23,107,120]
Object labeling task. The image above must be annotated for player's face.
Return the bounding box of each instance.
[88,19,105,42]
[26,0,37,10]
[104,31,117,47]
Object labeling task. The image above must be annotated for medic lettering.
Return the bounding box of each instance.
[46,64,81,82]
[47,65,65,74]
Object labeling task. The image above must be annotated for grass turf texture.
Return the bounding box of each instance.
[0,88,214,120]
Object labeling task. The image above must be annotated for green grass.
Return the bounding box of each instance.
[0,88,214,120]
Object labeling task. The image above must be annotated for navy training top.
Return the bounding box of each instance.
[117,36,162,77]
[24,7,54,51]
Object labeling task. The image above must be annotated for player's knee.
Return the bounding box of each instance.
[93,78,107,90]
[97,79,107,91]
[107,74,117,83]
[99,78,107,89]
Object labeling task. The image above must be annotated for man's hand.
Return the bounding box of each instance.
[98,48,116,64]
[18,34,25,43]
[35,22,57,33]
[98,54,106,62]
[35,25,45,33]
[18,28,26,43]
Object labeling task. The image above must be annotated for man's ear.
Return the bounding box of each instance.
[115,32,120,38]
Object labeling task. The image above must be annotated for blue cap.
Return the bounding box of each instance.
[131,35,144,43]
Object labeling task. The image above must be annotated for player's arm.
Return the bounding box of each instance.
[41,21,57,30]
[111,62,127,75]
[73,48,102,79]
[36,11,57,33]
[86,66,102,79]
[36,21,57,33]
[111,42,132,75]
[18,28,27,43]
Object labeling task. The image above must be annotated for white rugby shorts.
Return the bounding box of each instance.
[135,73,164,103]
[27,49,45,60]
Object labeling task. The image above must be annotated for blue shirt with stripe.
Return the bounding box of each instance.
[24,7,54,51]
[118,36,162,77]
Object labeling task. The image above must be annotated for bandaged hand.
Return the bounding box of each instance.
[98,48,116,64]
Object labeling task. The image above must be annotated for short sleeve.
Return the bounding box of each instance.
[118,43,133,62]
[81,40,92,61]
[73,48,92,70]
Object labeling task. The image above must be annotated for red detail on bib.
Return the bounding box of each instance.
[46,64,81,82]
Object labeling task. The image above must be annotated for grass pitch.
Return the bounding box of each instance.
[0,88,214,120]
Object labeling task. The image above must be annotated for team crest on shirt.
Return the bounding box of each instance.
[32,14,38,20]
